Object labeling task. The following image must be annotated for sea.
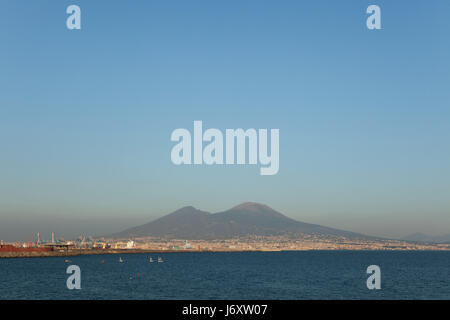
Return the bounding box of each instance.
[0,251,449,299]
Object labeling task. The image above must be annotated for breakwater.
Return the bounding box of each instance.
[0,248,238,258]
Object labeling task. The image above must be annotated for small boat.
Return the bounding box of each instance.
[149,257,154,263]
[119,257,123,263]
[157,257,163,263]
[65,259,71,263]
[100,259,105,263]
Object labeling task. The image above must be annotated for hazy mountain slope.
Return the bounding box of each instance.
[403,232,450,243]
[109,202,374,240]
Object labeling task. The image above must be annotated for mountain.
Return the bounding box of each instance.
[109,202,374,240]
[403,232,450,243]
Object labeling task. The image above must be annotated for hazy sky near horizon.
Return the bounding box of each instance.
[1,1,449,241]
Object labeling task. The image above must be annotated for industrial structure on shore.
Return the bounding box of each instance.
[0,232,76,253]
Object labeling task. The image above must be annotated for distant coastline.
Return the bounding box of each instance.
[0,248,271,259]
[0,248,206,259]
[2,246,450,259]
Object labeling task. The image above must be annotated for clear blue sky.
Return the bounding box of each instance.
[1,1,449,241]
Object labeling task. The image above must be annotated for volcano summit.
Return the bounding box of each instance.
[109,202,371,240]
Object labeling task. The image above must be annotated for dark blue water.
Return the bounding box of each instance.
[1,251,449,299]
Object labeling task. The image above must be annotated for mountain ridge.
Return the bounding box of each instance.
[402,232,450,243]
[108,202,376,240]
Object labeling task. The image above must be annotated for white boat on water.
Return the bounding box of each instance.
[157,257,163,263]
[119,257,123,263]
[149,257,154,263]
